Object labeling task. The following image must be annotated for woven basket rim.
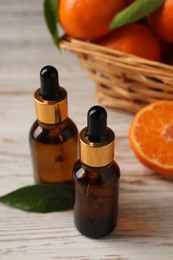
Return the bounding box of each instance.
[59,36,173,113]
[60,36,173,75]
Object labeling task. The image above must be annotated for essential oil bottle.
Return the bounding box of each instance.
[29,65,78,184]
[73,105,120,238]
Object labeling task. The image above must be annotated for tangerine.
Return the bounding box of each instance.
[129,100,173,176]
[59,0,127,40]
[94,23,161,61]
[148,0,173,43]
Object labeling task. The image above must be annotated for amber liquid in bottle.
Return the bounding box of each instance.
[29,65,78,184]
[29,118,78,184]
[73,105,120,238]
[73,160,120,238]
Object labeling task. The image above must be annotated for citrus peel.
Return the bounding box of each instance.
[129,100,173,175]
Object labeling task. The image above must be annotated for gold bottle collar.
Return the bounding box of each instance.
[80,127,115,167]
[34,87,68,124]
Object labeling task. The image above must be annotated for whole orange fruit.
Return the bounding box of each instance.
[94,23,161,61]
[129,100,173,176]
[148,0,173,43]
[59,0,127,40]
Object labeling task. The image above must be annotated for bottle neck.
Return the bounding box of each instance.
[36,119,68,129]
[81,161,114,172]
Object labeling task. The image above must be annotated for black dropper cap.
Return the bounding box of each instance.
[40,65,61,101]
[86,105,107,142]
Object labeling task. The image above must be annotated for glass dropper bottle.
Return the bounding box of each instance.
[29,65,78,184]
[73,105,120,238]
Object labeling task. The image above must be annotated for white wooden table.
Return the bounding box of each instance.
[0,1,173,259]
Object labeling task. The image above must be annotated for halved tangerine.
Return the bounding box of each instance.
[129,100,173,175]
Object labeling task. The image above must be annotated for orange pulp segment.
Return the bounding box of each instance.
[129,100,173,175]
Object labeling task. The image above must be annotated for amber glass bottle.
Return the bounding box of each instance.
[29,65,78,184]
[73,106,120,238]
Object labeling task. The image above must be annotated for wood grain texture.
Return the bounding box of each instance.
[0,1,173,259]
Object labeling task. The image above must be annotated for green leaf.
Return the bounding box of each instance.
[44,0,59,45]
[110,0,164,30]
[0,183,74,213]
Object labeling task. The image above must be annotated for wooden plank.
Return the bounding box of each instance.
[0,0,173,259]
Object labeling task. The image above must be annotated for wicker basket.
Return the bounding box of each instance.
[60,37,173,113]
